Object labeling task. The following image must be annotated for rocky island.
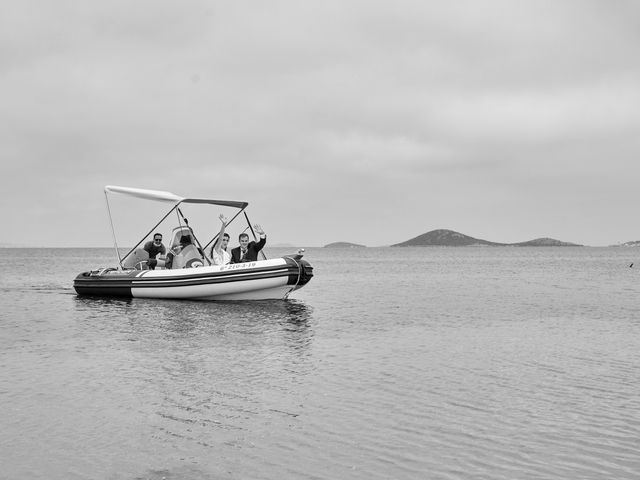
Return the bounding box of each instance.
[510,237,581,247]
[613,240,640,247]
[324,242,366,248]
[391,229,582,247]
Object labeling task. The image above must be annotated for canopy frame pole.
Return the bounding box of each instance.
[105,191,123,270]
[119,202,181,267]
[243,211,267,260]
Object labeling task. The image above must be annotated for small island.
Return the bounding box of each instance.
[324,242,366,248]
[392,229,502,247]
[613,240,640,247]
[510,237,581,247]
[391,229,582,247]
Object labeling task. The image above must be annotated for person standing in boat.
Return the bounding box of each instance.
[210,214,231,265]
[230,225,266,263]
[143,233,166,270]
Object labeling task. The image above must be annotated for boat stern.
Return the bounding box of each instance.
[284,256,314,291]
[73,269,135,297]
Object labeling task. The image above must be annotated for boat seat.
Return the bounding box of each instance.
[170,244,204,269]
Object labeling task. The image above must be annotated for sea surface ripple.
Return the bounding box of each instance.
[1,247,639,479]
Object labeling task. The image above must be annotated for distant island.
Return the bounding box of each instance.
[391,229,582,247]
[510,237,581,247]
[0,242,24,248]
[324,242,366,248]
[613,240,640,247]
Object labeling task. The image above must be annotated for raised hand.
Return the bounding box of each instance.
[254,224,265,236]
[219,213,228,225]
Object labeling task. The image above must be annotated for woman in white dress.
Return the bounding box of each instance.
[211,214,231,265]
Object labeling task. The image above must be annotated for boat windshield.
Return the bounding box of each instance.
[170,226,194,250]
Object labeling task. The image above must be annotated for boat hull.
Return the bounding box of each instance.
[74,257,313,301]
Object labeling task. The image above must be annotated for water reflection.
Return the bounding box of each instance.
[74,296,313,338]
[73,295,134,322]
[71,295,316,380]
[281,300,313,325]
[70,296,317,451]
[74,295,133,308]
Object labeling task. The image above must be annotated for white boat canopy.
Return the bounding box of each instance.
[104,185,248,209]
[104,185,251,268]
[105,185,182,203]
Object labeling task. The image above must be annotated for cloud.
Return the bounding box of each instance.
[1,0,639,246]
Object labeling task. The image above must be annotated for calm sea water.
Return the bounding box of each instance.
[1,246,639,479]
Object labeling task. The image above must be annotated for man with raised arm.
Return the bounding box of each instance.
[230,225,266,263]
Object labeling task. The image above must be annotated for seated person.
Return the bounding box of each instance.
[210,214,231,265]
[230,224,266,263]
[142,233,166,270]
[179,234,193,248]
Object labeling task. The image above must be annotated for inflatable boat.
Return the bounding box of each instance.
[73,186,313,301]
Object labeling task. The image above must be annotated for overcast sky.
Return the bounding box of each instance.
[1,0,639,247]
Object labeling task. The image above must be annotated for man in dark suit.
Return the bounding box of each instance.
[230,224,266,263]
